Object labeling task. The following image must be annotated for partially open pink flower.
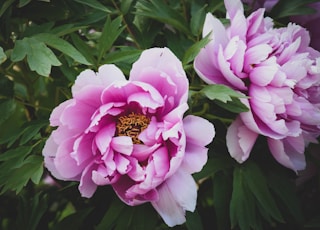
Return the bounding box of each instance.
[242,0,320,51]
[194,0,320,172]
[43,47,215,227]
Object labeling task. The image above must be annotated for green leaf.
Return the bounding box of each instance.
[201,84,247,103]
[104,49,141,64]
[190,3,207,36]
[243,162,284,223]
[230,166,256,230]
[212,172,232,230]
[0,0,15,17]
[0,99,16,125]
[186,210,204,230]
[214,98,249,113]
[0,145,33,162]
[11,39,28,62]
[130,204,159,229]
[193,156,235,181]
[98,16,125,63]
[183,33,211,65]
[11,37,61,76]
[18,0,32,8]
[73,0,112,13]
[19,120,48,145]
[34,33,91,65]
[0,155,43,194]
[135,0,190,34]
[16,193,48,230]
[270,0,319,18]
[268,172,303,224]
[95,198,126,230]
[0,47,7,64]
[52,208,93,230]
[0,76,14,98]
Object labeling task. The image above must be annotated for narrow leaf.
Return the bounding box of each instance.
[183,33,211,65]
[73,0,112,13]
[243,162,284,223]
[98,16,125,63]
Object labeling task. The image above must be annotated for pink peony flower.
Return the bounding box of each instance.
[242,0,320,51]
[194,0,320,172]
[43,47,215,227]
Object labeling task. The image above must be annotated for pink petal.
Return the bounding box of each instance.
[42,135,64,180]
[217,47,247,90]
[203,13,228,47]
[183,115,215,146]
[49,100,73,126]
[115,153,131,174]
[94,123,116,154]
[111,136,133,155]
[54,138,87,179]
[181,143,208,174]
[226,117,258,163]
[79,163,98,198]
[268,137,306,172]
[151,169,197,227]
[130,47,188,105]
[72,64,126,96]
[250,65,278,86]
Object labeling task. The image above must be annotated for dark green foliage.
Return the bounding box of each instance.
[0,0,320,229]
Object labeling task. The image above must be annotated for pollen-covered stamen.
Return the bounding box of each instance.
[116,112,150,144]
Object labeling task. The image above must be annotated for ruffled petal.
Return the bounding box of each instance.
[151,169,197,227]
[226,116,258,163]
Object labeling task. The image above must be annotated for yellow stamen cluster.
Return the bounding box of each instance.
[116,112,150,144]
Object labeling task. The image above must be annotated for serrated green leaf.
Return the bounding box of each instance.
[0,47,7,64]
[73,0,112,13]
[11,39,28,62]
[215,98,249,113]
[0,99,17,125]
[70,33,96,66]
[0,155,43,194]
[11,37,61,76]
[183,33,211,65]
[135,0,190,34]
[34,33,91,65]
[98,16,125,63]
[19,120,48,145]
[243,162,284,223]
[201,84,247,103]
[0,145,33,162]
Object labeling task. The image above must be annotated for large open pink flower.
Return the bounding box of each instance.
[43,47,215,227]
[194,0,320,172]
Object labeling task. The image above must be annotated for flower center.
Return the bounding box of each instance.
[116,112,150,144]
